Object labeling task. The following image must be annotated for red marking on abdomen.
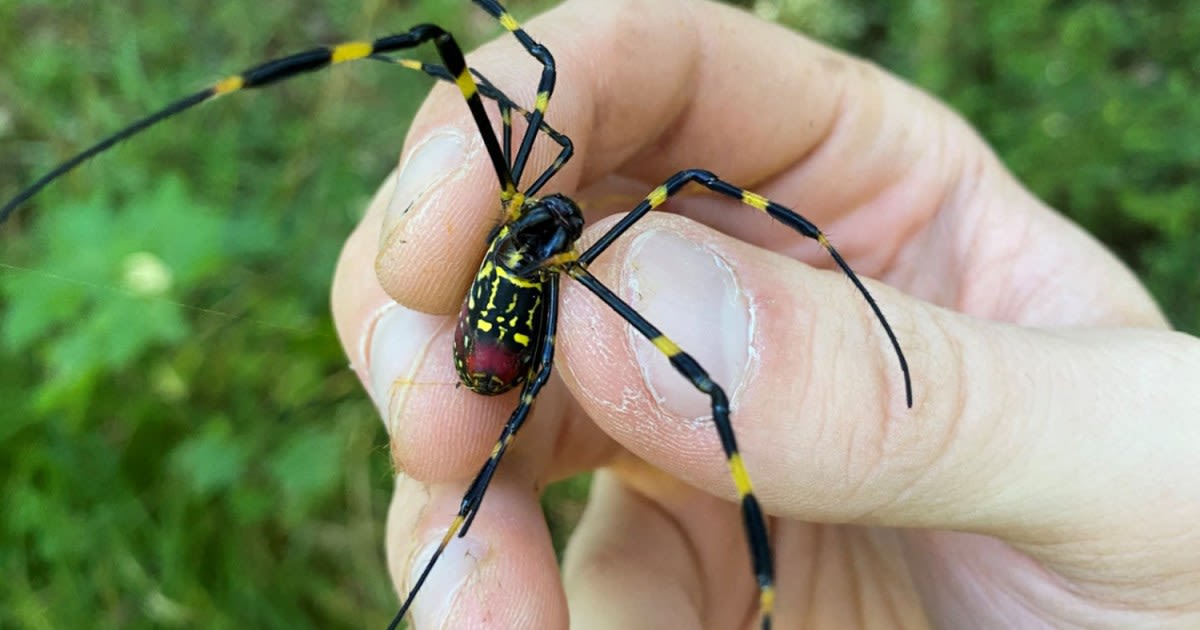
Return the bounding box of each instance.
[453,300,530,396]
[463,337,524,394]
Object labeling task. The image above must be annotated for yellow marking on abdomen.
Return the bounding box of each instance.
[525,296,542,328]
[729,453,753,497]
[647,185,668,209]
[476,320,494,332]
[513,333,530,346]
[213,76,244,96]
[742,190,769,211]
[494,265,540,289]
[545,251,579,267]
[651,335,681,357]
[331,41,373,64]
[487,276,500,309]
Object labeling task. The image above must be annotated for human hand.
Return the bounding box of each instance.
[332,0,1200,627]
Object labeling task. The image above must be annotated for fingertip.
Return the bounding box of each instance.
[558,210,914,504]
[388,474,567,630]
[559,212,785,489]
[372,1,598,317]
[375,120,499,316]
[365,299,517,482]
[332,167,515,481]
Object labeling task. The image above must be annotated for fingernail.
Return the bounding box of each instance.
[365,302,444,430]
[383,131,467,247]
[627,229,750,420]
[409,534,486,630]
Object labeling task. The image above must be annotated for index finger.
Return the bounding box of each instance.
[376,0,948,315]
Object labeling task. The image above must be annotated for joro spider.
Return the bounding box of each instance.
[1,1,915,628]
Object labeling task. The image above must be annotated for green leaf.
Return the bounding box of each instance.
[169,421,250,497]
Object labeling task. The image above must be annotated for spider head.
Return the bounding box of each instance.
[502,193,584,276]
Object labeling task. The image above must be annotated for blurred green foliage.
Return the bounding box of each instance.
[0,0,1196,628]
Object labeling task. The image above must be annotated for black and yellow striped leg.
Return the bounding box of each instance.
[580,168,913,407]
[473,69,516,171]
[1,25,513,222]
[497,82,515,169]
[567,265,775,630]
[388,275,561,630]
[472,0,557,191]
[370,58,574,196]
[471,68,570,197]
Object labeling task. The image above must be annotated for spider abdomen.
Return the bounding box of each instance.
[453,230,547,396]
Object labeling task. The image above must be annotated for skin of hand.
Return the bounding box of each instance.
[331,0,1200,628]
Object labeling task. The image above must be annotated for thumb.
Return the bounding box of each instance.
[557,210,1200,572]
